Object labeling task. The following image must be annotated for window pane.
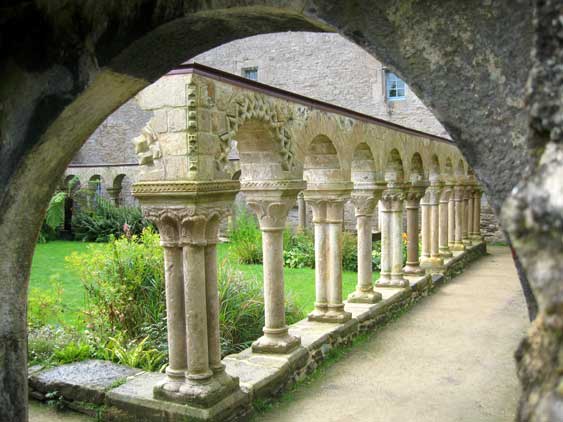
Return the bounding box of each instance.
[243,68,258,81]
[386,71,406,99]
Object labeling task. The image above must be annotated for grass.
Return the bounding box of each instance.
[30,241,94,326]
[30,240,378,327]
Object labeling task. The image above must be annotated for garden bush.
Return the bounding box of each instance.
[72,195,151,242]
[227,205,262,264]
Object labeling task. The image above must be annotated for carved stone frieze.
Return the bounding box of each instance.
[186,82,199,175]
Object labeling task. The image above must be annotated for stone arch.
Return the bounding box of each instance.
[384,148,405,184]
[113,174,126,191]
[220,92,297,175]
[232,169,242,181]
[351,142,378,185]
[409,152,425,184]
[429,154,441,183]
[233,119,294,182]
[303,134,344,184]
[0,4,542,419]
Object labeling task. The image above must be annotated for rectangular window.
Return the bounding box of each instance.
[385,71,406,100]
[242,67,258,81]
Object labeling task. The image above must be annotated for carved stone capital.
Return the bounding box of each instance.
[351,194,377,217]
[453,184,466,201]
[381,187,406,210]
[246,199,294,231]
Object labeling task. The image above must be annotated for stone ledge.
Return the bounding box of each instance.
[77,242,486,421]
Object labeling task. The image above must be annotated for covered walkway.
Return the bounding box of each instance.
[256,246,528,422]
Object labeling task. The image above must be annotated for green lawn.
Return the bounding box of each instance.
[30,241,93,325]
[30,241,377,325]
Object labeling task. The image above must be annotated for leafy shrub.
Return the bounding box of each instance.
[98,336,167,372]
[28,276,65,329]
[228,206,262,264]
[283,231,315,269]
[72,195,151,242]
[66,228,165,340]
[28,326,93,366]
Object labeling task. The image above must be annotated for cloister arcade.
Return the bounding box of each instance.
[115,64,486,419]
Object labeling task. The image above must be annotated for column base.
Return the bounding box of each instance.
[154,370,239,408]
[347,288,382,304]
[403,263,425,276]
[439,248,453,258]
[308,306,352,323]
[462,238,473,246]
[251,328,301,354]
[451,242,466,251]
[470,234,484,242]
[420,256,444,272]
[376,277,409,288]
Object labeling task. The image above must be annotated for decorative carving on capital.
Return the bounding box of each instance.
[133,124,162,166]
[351,194,377,216]
[186,82,199,175]
[405,188,426,203]
[453,184,466,201]
[143,206,229,246]
[381,188,405,202]
[246,199,293,231]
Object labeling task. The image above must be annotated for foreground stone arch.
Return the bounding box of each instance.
[1,1,558,421]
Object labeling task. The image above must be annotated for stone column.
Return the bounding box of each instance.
[135,181,241,408]
[145,210,186,392]
[420,192,431,262]
[439,185,453,258]
[452,184,466,251]
[448,191,455,248]
[403,187,426,276]
[471,188,483,241]
[244,180,303,353]
[297,191,307,232]
[462,186,473,246]
[348,188,383,303]
[378,185,408,288]
[421,182,444,271]
[305,183,352,322]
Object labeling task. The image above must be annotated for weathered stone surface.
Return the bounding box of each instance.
[28,360,139,405]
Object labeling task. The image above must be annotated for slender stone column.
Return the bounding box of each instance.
[348,189,383,303]
[378,186,408,288]
[420,192,431,262]
[452,184,466,251]
[297,191,307,232]
[146,211,186,392]
[403,187,426,276]
[244,180,304,353]
[307,200,328,319]
[439,185,453,258]
[305,183,352,322]
[421,182,444,271]
[448,192,455,248]
[466,186,474,242]
[462,186,473,246]
[471,188,483,241]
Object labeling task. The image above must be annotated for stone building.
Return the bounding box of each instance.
[66,32,503,241]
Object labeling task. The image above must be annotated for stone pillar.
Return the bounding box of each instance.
[377,185,408,288]
[439,185,453,258]
[146,211,186,392]
[421,182,444,272]
[137,181,241,408]
[420,192,431,262]
[348,188,383,303]
[305,183,352,322]
[244,180,303,353]
[448,191,455,248]
[462,186,473,246]
[452,184,466,251]
[471,188,483,241]
[297,192,307,232]
[403,187,426,276]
